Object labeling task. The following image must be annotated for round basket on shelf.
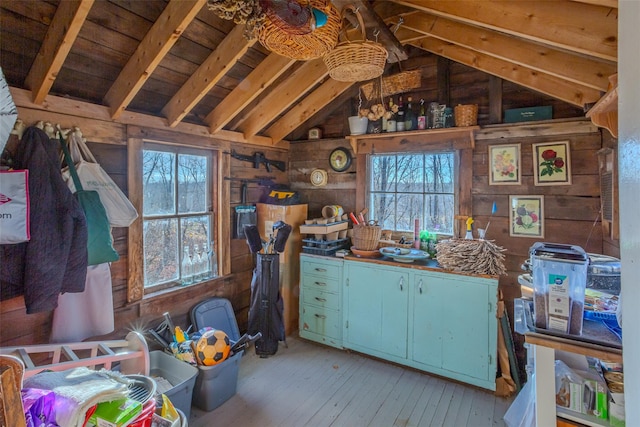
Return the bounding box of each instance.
[352,223,382,251]
[454,104,478,127]
[322,5,388,82]
[257,0,341,60]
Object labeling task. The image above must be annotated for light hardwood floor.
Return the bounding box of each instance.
[189,336,513,427]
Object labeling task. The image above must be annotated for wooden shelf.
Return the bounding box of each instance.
[345,126,479,154]
[586,74,618,137]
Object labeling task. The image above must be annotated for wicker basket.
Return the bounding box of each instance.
[322,5,388,82]
[454,104,478,127]
[352,224,382,251]
[360,69,422,100]
[257,0,341,60]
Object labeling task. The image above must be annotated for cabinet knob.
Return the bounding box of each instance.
[315,297,327,302]
[315,268,327,272]
[314,313,326,319]
[314,281,327,286]
[418,279,423,294]
[399,276,404,291]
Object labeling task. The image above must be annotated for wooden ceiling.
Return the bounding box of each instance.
[0,0,617,146]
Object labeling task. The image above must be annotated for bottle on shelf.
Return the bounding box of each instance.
[396,96,405,132]
[405,97,416,131]
[181,245,193,285]
[193,243,205,282]
[417,99,426,130]
[386,97,397,132]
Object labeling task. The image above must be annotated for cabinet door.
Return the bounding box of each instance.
[441,276,495,381]
[412,271,496,382]
[411,273,445,368]
[344,262,409,358]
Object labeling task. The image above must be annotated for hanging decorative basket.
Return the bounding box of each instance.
[360,69,421,100]
[322,5,388,82]
[257,0,341,60]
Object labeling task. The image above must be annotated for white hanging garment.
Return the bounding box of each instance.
[50,263,115,343]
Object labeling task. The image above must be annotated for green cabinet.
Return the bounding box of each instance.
[299,255,344,349]
[301,256,498,391]
[410,270,498,390]
[343,261,409,359]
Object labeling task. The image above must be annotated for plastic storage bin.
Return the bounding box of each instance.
[149,350,198,420]
[190,297,242,412]
[530,242,589,335]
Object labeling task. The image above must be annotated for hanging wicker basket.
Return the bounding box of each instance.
[322,5,388,82]
[257,0,341,60]
[360,69,421,100]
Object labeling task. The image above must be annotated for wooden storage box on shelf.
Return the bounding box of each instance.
[299,221,348,236]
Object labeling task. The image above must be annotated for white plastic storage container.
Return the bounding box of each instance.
[149,350,198,420]
[190,298,242,411]
[530,242,589,335]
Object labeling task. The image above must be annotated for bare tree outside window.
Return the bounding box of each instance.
[142,146,213,289]
[369,152,455,234]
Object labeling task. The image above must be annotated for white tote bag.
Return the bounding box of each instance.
[0,169,30,244]
[61,131,138,227]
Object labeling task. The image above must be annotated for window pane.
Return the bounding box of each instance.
[424,194,455,234]
[182,215,210,254]
[178,154,208,214]
[396,193,422,231]
[143,150,175,216]
[144,218,178,287]
[397,155,423,193]
[371,155,396,192]
[371,193,395,229]
[425,153,454,193]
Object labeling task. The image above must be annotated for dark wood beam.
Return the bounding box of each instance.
[332,0,407,63]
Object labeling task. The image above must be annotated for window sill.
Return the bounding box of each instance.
[143,276,223,300]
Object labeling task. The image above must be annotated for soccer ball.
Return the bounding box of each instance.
[195,329,231,366]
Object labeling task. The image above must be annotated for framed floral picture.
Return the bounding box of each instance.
[489,143,521,185]
[532,141,571,186]
[509,195,544,238]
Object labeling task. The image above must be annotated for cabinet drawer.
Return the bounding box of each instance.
[302,259,342,280]
[302,288,340,309]
[300,306,341,339]
[301,274,341,293]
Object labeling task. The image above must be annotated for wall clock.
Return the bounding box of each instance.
[310,168,328,186]
[329,147,352,172]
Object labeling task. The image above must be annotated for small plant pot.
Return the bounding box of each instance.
[348,116,368,135]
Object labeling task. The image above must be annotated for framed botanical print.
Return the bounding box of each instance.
[509,195,544,238]
[532,141,571,186]
[489,143,521,185]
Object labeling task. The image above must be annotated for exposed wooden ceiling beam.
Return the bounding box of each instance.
[24,0,95,104]
[10,86,282,148]
[393,12,615,91]
[393,0,617,62]
[161,24,255,128]
[103,0,207,120]
[332,0,407,63]
[237,58,329,138]
[570,0,617,8]
[206,54,297,134]
[407,36,602,107]
[265,78,355,144]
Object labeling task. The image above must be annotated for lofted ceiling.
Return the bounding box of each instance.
[0,0,617,146]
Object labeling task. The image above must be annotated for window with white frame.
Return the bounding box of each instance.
[368,151,456,235]
[142,143,215,290]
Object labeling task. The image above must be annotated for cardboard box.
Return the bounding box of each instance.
[504,106,552,123]
[87,398,142,427]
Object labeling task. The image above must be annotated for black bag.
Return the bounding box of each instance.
[60,136,119,266]
[247,253,285,357]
